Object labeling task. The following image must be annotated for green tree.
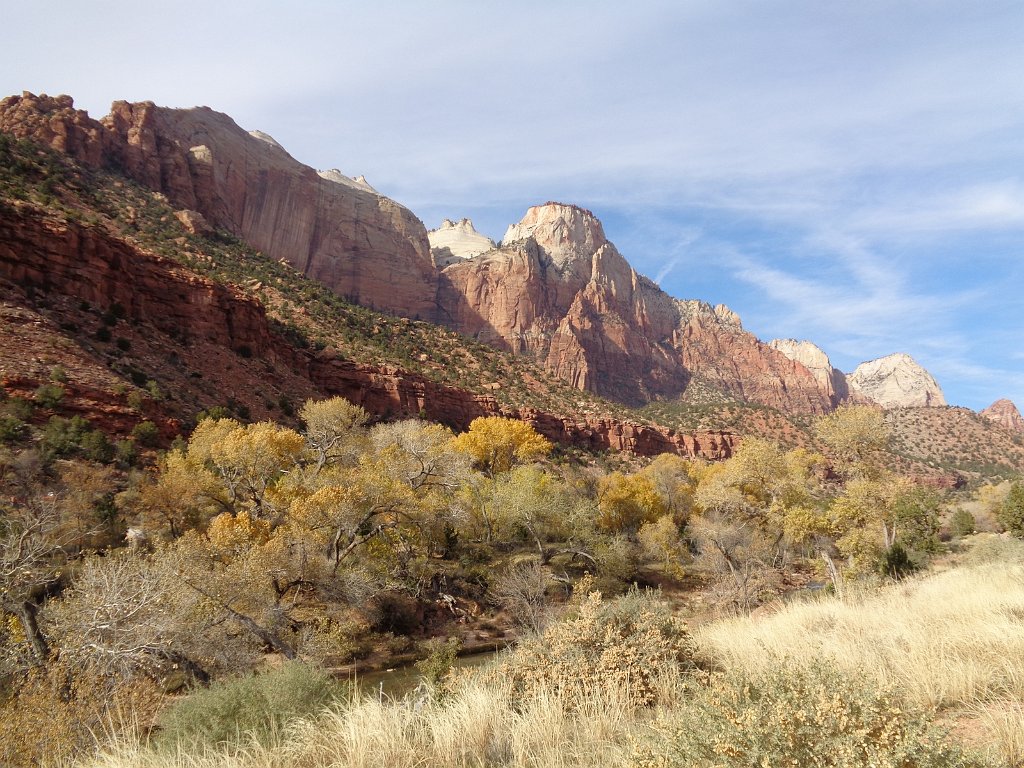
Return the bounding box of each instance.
[999,482,1024,537]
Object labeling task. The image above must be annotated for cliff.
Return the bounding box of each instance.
[980,399,1024,433]
[848,353,946,408]
[0,92,439,321]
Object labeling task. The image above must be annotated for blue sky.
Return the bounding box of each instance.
[3,1,1022,411]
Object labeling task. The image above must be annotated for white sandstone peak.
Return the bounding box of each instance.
[429,217,495,266]
[248,130,284,150]
[501,202,607,267]
[847,353,946,408]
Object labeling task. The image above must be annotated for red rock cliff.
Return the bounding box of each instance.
[442,203,833,413]
[0,92,439,322]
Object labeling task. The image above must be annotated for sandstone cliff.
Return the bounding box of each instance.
[847,353,946,408]
[440,202,834,412]
[0,92,439,321]
[981,399,1024,433]
[768,338,850,407]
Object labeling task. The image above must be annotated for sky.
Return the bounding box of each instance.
[2,1,1022,411]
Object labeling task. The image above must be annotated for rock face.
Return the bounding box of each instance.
[847,353,946,408]
[981,399,1024,433]
[768,339,850,407]
[428,218,495,267]
[0,92,439,321]
[440,202,834,412]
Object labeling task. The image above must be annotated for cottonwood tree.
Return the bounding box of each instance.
[451,416,551,475]
[300,396,369,471]
[815,404,890,479]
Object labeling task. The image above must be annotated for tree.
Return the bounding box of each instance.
[815,404,890,479]
[190,419,305,521]
[639,514,686,575]
[597,471,668,534]
[451,416,551,475]
[999,482,1024,537]
[487,465,572,561]
[299,396,369,471]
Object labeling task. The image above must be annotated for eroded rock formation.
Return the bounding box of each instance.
[428,218,495,267]
[440,203,834,412]
[768,338,850,407]
[0,203,734,460]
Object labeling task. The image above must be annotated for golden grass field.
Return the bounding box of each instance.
[75,536,1024,768]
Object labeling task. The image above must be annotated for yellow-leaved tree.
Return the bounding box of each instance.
[451,416,551,475]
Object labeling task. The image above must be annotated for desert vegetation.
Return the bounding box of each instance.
[2,392,1023,765]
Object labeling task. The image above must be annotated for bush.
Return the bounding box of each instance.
[131,420,160,447]
[94,326,112,342]
[486,585,694,706]
[950,509,976,538]
[998,483,1024,537]
[0,414,26,443]
[3,396,33,421]
[155,662,347,749]
[635,661,982,768]
[33,383,65,409]
[40,415,92,459]
[80,429,115,463]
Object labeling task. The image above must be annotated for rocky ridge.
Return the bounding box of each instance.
[980,399,1024,433]
[847,353,946,408]
[0,92,439,321]
[0,200,735,460]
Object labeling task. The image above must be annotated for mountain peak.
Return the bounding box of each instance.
[428,217,495,266]
[501,201,607,266]
[847,353,945,408]
[981,399,1024,433]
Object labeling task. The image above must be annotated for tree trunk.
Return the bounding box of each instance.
[15,600,50,665]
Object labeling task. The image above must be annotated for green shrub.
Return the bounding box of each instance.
[155,662,347,749]
[49,365,68,383]
[80,430,115,463]
[40,415,92,459]
[0,414,26,443]
[3,396,33,421]
[33,383,65,409]
[950,509,976,538]
[94,326,112,342]
[998,483,1024,537]
[415,636,461,691]
[634,661,982,768]
[131,420,160,447]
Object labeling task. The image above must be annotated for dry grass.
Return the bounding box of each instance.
[74,549,1024,768]
[76,681,636,768]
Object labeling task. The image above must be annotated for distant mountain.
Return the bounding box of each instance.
[981,399,1024,433]
[847,353,946,408]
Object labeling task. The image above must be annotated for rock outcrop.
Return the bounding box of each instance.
[428,218,495,267]
[768,338,850,407]
[0,92,439,321]
[981,399,1024,433]
[847,353,946,408]
[440,203,834,412]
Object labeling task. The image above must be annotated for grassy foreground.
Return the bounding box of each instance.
[75,540,1024,768]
